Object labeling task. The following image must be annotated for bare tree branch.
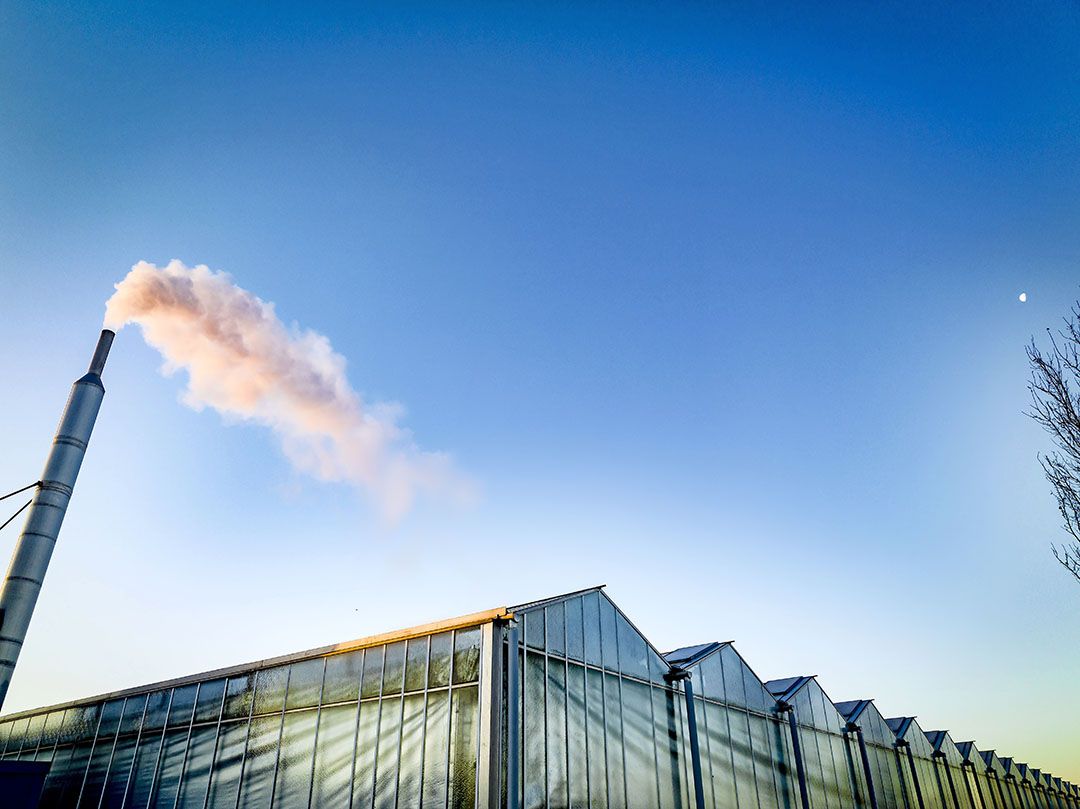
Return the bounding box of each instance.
[1027,302,1080,584]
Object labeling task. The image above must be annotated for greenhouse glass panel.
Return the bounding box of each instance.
[152,728,190,809]
[193,680,226,725]
[352,698,380,808]
[404,637,428,693]
[429,631,453,689]
[176,724,217,809]
[272,709,317,809]
[286,657,325,710]
[397,693,426,808]
[422,689,451,809]
[99,732,137,809]
[453,627,482,685]
[310,703,359,809]
[237,714,281,809]
[323,650,363,704]
[167,684,198,728]
[252,665,289,717]
[546,659,569,807]
[448,685,479,809]
[547,600,567,657]
[566,661,588,807]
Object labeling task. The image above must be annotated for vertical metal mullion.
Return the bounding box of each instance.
[393,665,406,809]
[265,666,293,809]
[346,651,367,809]
[371,646,387,809]
[506,624,521,809]
[304,657,329,809]
[415,637,431,809]
[443,632,457,809]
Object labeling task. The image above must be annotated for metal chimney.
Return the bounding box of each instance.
[0,330,115,710]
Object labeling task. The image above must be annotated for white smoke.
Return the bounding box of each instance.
[105,259,466,519]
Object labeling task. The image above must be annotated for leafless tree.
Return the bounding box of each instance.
[1027,303,1080,583]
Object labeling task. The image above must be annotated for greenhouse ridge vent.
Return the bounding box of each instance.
[0,586,1074,809]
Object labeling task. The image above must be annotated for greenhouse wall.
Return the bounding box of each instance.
[0,617,496,809]
[0,586,1074,809]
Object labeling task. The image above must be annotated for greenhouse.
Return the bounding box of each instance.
[0,586,1074,809]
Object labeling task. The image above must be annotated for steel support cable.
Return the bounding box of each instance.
[0,499,33,534]
[0,481,41,502]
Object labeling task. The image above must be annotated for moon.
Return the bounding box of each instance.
[1019,292,1027,302]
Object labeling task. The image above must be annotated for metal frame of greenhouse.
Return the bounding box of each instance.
[0,586,1073,809]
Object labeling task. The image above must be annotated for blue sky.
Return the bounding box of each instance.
[2,1,1079,777]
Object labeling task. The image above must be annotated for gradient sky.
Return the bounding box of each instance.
[2,1,1079,779]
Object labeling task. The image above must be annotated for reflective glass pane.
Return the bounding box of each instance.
[405,637,428,693]
[176,725,217,809]
[582,592,602,668]
[64,707,99,745]
[525,609,545,650]
[40,711,65,749]
[83,708,123,807]
[622,678,658,808]
[168,684,199,728]
[323,650,363,704]
[99,733,137,809]
[429,631,453,688]
[24,713,46,752]
[422,690,451,808]
[565,597,585,662]
[567,662,588,807]
[224,674,257,721]
[253,666,289,716]
[272,710,318,809]
[604,672,627,809]
[448,685,479,809]
[353,700,380,808]
[238,714,282,809]
[398,693,425,807]
[547,601,567,657]
[194,679,227,725]
[617,613,649,681]
[286,658,325,711]
[361,646,385,699]
[120,694,148,737]
[705,701,737,809]
[312,703,359,809]
[525,652,547,809]
[546,660,569,806]
[586,667,608,809]
[127,728,165,809]
[453,627,481,684]
[205,721,247,809]
[382,642,407,696]
[151,729,189,809]
[374,698,403,809]
[653,687,681,809]
[99,699,125,739]
[56,741,93,807]
[37,742,74,808]
[144,691,171,733]
[600,597,620,672]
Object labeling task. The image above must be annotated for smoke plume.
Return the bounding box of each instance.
[105,260,465,519]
